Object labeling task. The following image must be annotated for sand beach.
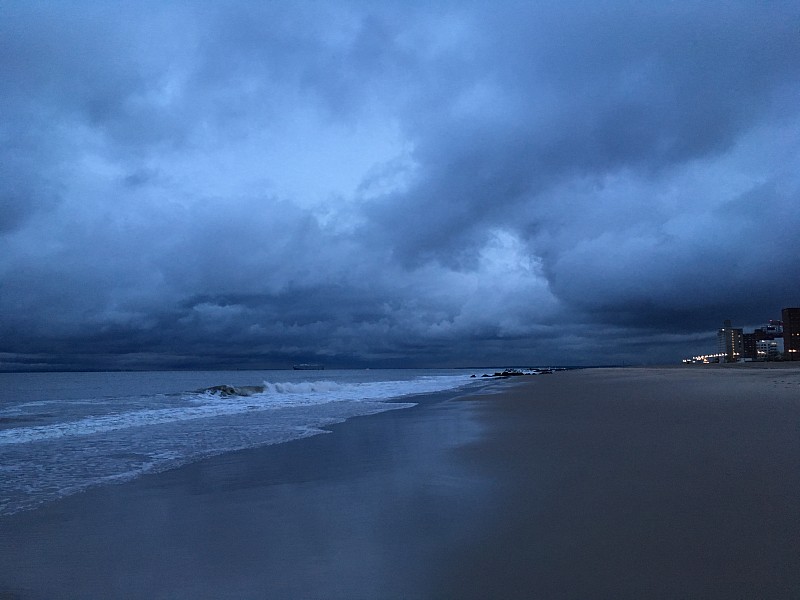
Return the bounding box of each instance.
[1,366,798,599]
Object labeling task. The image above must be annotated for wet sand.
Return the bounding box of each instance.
[1,367,799,599]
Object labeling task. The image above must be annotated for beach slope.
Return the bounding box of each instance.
[1,366,799,599]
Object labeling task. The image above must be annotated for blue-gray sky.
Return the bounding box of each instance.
[1,1,799,370]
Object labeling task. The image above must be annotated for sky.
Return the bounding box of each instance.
[1,1,799,371]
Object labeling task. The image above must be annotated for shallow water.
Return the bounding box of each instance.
[0,368,491,515]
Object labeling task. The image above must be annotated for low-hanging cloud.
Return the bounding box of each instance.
[1,1,798,370]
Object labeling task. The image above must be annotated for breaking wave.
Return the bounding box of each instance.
[0,371,480,515]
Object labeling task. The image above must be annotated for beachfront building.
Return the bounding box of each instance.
[761,320,783,339]
[782,307,800,360]
[756,338,783,361]
[742,332,758,360]
[742,321,785,361]
[717,320,743,362]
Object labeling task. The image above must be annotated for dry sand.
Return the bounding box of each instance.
[439,366,800,599]
[1,366,798,599]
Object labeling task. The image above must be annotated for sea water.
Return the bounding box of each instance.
[0,369,492,516]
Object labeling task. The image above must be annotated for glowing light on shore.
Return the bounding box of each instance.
[682,352,729,364]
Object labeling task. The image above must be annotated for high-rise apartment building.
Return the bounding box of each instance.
[717,319,743,362]
[782,307,800,360]
[742,332,757,360]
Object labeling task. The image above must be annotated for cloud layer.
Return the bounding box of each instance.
[2,1,799,370]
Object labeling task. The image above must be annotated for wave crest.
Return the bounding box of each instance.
[199,381,344,398]
[262,381,342,394]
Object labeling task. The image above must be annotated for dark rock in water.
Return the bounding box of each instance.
[483,369,528,379]
[470,374,476,378]
[201,384,265,397]
[204,384,239,396]
[501,370,524,377]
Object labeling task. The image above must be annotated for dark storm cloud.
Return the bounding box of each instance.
[368,2,800,262]
[1,1,798,370]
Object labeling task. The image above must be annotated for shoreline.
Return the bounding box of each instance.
[2,367,799,598]
[0,384,495,599]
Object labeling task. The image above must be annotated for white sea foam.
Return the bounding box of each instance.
[0,374,470,446]
[262,380,343,394]
[0,370,484,516]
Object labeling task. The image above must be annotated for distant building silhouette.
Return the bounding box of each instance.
[782,307,800,360]
[761,321,783,339]
[743,321,785,360]
[742,332,757,360]
[684,310,798,364]
[716,319,743,362]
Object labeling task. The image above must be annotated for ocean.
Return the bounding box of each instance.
[0,368,494,516]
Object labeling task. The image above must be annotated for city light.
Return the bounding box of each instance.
[682,309,799,363]
[683,352,728,364]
